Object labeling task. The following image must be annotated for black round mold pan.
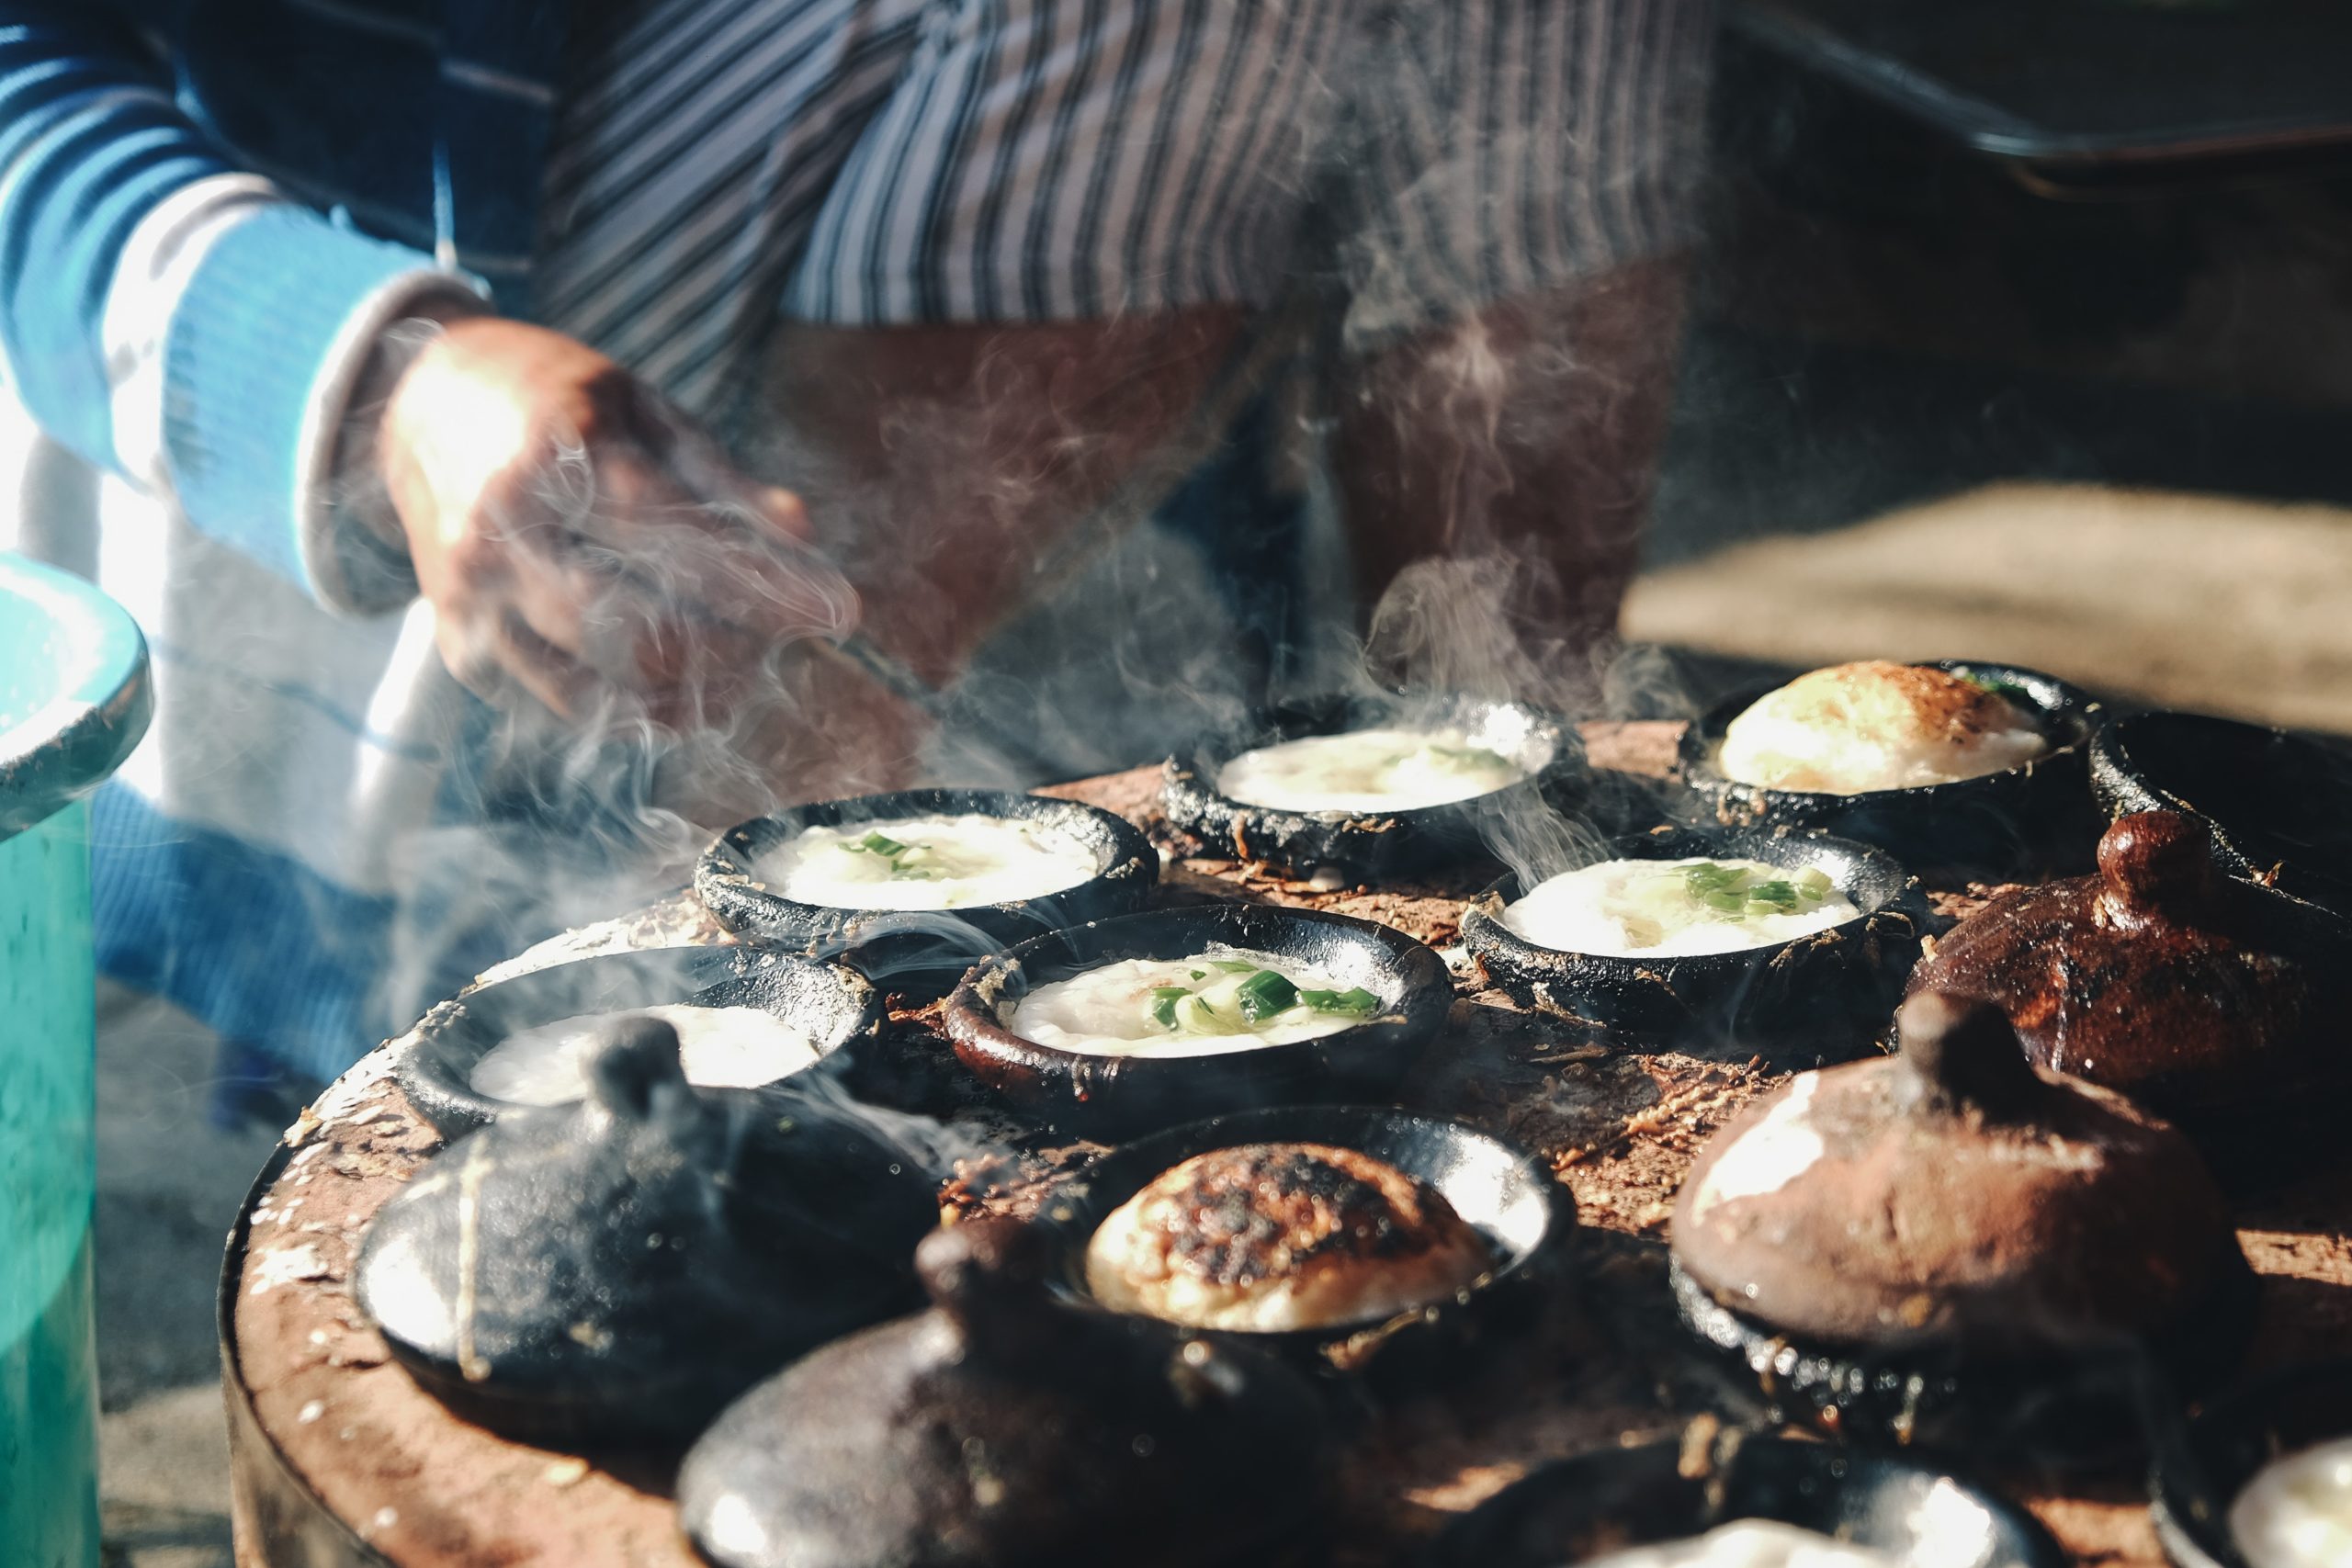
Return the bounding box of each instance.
[389,943,881,1137]
[356,1052,937,1447]
[2094,709,2352,921]
[943,901,1453,1137]
[1676,660,2106,878]
[1159,693,1578,882]
[2151,1358,2352,1568]
[695,788,1157,990]
[1460,826,1929,1060]
[1420,1433,2067,1568]
[1039,1103,1573,1382]
[1668,1246,2257,1467]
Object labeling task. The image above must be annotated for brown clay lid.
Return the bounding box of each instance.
[1906,810,2352,1117]
[675,1218,1332,1568]
[1670,991,2237,1355]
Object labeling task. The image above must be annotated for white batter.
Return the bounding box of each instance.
[756,813,1101,911]
[1583,1520,1902,1568]
[1011,944,1380,1058]
[467,1004,823,1106]
[2233,1436,2352,1568]
[1216,728,1533,813]
[1499,856,1858,958]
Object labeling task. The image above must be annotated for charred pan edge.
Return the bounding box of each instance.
[2150,1357,2352,1568]
[943,901,1453,1138]
[388,943,883,1136]
[1419,1433,2068,1568]
[1035,1102,1574,1382]
[1459,825,1931,1057]
[2092,709,2352,921]
[1159,694,1581,881]
[1675,660,2106,877]
[1668,1251,2256,1463]
[694,789,1158,983]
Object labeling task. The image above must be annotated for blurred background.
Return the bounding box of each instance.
[63,2,2352,1562]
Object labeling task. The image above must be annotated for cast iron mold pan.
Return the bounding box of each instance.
[390,942,881,1136]
[944,901,1453,1136]
[2151,1358,2352,1568]
[1039,1102,1572,1380]
[1160,693,1578,881]
[2093,708,2352,920]
[1460,824,1928,1058]
[358,1018,936,1443]
[1420,1432,2067,1568]
[677,1218,1332,1568]
[695,788,1156,988]
[1677,659,2104,877]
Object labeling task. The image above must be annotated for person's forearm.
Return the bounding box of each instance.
[755,309,1251,689]
[0,4,485,614]
[1333,258,1690,696]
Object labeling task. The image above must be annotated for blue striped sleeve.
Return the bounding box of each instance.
[0,6,481,611]
[0,12,210,468]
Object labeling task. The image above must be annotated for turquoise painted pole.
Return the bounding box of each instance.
[0,555,152,1567]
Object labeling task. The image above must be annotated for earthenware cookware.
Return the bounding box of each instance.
[677,1217,1332,1568]
[1677,659,2102,876]
[944,901,1453,1136]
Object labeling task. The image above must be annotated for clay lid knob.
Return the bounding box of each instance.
[1896,991,2047,1121]
[581,1015,691,1124]
[916,1219,1064,1363]
[2098,810,2218,920]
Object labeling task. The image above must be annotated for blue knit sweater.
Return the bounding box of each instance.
[0,1,562,595]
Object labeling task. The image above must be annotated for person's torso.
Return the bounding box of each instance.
[121,0,571,309]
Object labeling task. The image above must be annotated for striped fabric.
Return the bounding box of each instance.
[2,0,1713,1089]
[539,0,1714,417]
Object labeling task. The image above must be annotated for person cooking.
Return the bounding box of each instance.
[0,0,1711,1101]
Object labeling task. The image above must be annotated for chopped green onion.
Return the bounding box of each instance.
[1189,969,1206,981]
[1795,867,1834,899]
[1682,863,1754,897]
[1207,958,1258,974]
[1742,898,1783,917]
[1235,969,1300,1022]
[1148,987,1190,1029]
[1960,671,2034,706]
[1179,996,1226,1032]
[1430,744,1514,772]
[1297,986,1381,1017]
[1702,888,1747,913]
[842,830,911,857]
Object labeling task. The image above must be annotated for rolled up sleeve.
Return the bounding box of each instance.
[0,6,483,614]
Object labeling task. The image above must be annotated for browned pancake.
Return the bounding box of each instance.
[1085,1143,1494,1332]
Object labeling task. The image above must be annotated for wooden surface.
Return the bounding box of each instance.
[226,729,2352,1566]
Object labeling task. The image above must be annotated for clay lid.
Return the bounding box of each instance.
[1907,810,2352,1114]
[355,1016,936,1440]
[677,1217,1332,1568]
[1671,991,2237,1355]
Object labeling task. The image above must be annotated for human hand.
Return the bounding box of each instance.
[366,317,861,732]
